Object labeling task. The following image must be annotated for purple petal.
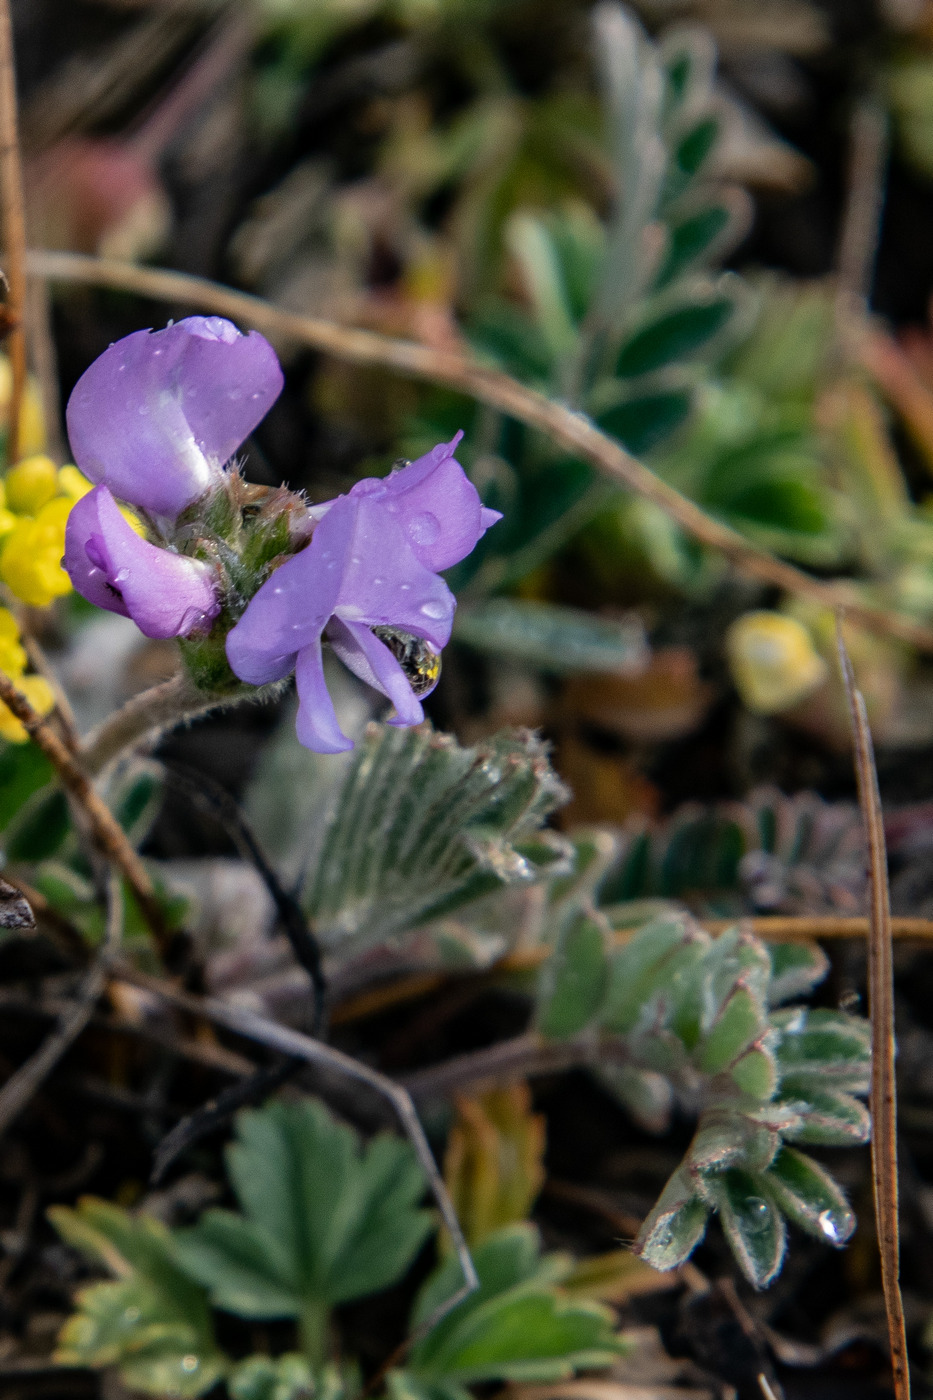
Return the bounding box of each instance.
[225,496,357,686]
[328,618,425,727]
[63,487,220,639]
[353,432,501,572]
[66,317,284,518]
[332,496,456,648]
[294,637,353,753]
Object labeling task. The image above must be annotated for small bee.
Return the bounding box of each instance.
[372,625,442,697]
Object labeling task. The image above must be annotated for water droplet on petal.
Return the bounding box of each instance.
[420,600,448,620]
[408,511,441,547]
[114,568,130,584]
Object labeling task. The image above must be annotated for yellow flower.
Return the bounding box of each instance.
[0,607,26,678]
[0,356,46,458]
[0,497,73,607]
[726,611,828,714]
[57,465,93,503]
[0,674,54,743]
[5,454,59,514]
[0,608,53,743]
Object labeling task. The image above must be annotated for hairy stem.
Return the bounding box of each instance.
[28,248,933,655]
[79,672,237,777]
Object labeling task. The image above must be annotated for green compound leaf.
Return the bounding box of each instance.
[635,1167,710,1271]
[543,911,868,1288]
[701,1169,786,1289]
[778,1087,871,1147]
[303,725,570,951]
[229,1355,347,1400]
[697,984,765,1074]
[767,942,830,1005]
[596,389,692,455]
[454,599,648,676]
[50,1197,224,1398]
[174,1098,433,1319]
[772,1008,872,1090]
[402,1224,624,1393]
[615,295,736,378]
[764,1147,855,1247]
[537,913,609,1038]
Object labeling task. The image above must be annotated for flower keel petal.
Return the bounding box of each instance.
[63,487,219,639]
[295,636,354,753]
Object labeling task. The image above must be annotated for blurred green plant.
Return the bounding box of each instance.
[51,1099,624,1399]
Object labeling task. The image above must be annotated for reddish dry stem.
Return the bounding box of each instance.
[0,0,28,463]
[837,614,910,1400]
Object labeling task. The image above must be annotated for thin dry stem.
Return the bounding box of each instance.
[113,962,480,1317]
[835,98,889,339]
[0,872,121,1137]
[27,248,933,655]
[705,915,933,941]
[837,613,910,1400]
[0,669,174,957]
[0,1,27,462]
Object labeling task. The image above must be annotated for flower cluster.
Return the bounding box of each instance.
[60,316,500,750]
[0,608,53,743]
[0,458,91,607]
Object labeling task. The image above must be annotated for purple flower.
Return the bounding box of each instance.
[65,317,284,519]
[63,486,220,639]
[225,434,501,751]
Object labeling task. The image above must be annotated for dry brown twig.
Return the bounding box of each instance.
[112,961,480,1324]
[0,0,27,462]
[0,871,122,1137]
[0,668,175,957]
[837,611,910,1400]
[27,248,933,657]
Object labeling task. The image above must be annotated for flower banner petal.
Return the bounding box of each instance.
[66,317,283,518]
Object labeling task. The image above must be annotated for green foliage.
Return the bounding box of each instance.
[230,1354,346,1400]
[414,6,758,596]
[302,724,571,951]
[533,912,868,1288]
[390,1224,625,1400]
[598,786,865,919]
[174,1099,433,1359]
[453,598,648,674]
[49,1197,225,1398]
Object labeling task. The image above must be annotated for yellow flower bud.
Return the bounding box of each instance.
[6,454,59,514]
[0,498,73,607]
[0,508,17,538]
[0,607,26,679]
[0,674,54,743]
[57,465,93,502]
[726,611,828,715]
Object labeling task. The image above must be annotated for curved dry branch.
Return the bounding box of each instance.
[28,248,933,655]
